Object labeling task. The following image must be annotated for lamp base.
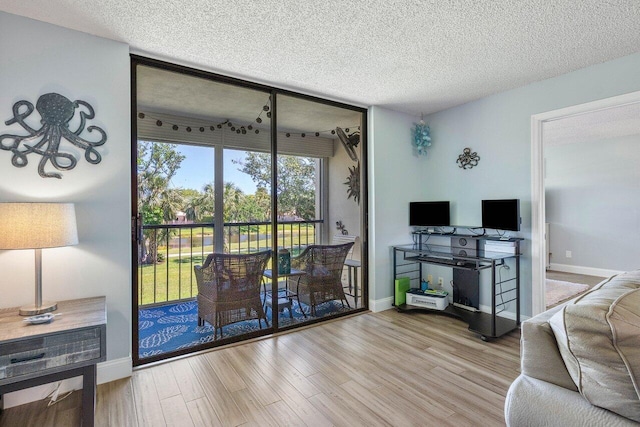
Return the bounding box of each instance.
[19,301,58,316]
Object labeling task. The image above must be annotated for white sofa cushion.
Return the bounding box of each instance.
[520,303,577,391]
[505,375,638,427]
[549,271,640,422]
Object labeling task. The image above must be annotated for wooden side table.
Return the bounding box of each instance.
[0,297,106,426]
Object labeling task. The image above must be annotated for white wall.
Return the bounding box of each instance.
[546,134,640,272]
[328,139,361,240]
[0,11,131,403]
[369,52,640,316]
[368,106,433,310]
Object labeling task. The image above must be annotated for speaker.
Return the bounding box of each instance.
[450,237,478,256]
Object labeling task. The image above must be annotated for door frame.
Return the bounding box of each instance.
[530,90,640,316]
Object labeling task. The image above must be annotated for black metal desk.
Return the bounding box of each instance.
[393,238,521,340]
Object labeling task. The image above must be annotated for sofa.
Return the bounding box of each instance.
[505,270,640,426]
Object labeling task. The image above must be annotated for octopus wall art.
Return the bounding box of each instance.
[0,92,107,178]
[456,147,480,170]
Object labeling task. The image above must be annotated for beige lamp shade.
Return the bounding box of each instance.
[0,203,79,249]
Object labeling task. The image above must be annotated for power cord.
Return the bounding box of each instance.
[45,382,73,407]
[437,226,457,235]
[48,390,74,407]
[495,229,513,239]
[412,232,430,245]
[467,227,486,236]
[495,262,511,314]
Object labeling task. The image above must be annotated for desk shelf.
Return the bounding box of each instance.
[395,303,518,341]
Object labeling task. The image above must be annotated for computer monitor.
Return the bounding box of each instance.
[409,201,450,227]
[482,199,520,231]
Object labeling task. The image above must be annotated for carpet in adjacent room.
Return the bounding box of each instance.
[545,279,590,307]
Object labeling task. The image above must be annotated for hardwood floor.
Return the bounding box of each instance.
[0,310,521,427]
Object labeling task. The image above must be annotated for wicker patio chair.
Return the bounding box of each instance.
[194,250,272,339]
[291,242,354,317]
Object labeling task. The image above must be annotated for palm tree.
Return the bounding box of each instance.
[181,183,215,253]
[199,182,215,220]
[137,141,185,264]
[223,182,245,223]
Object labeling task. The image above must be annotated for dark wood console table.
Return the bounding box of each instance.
[0,297,106,426]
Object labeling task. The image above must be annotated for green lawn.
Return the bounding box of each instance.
[138,225,315,305]
[138,253,204,305]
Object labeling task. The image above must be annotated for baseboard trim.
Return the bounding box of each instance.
[2,356,132,409]
[370,296,394,312]
[97,356,133,385]
[549,263,622,279]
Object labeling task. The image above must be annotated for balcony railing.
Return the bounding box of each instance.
[137,220,321,306]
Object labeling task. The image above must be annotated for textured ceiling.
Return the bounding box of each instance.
[543,102,640,146]
[2,1,640,115]
[136,66,362,134]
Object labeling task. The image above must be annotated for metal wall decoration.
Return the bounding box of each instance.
[335,221,349,235]
[344,162,360,204]
[0,93,107,178]
[456,147,480,169]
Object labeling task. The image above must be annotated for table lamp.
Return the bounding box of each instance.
[0,203,78,315]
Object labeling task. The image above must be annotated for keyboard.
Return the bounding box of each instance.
[418,256,456,265]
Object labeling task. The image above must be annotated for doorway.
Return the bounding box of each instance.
[530,90,640,315]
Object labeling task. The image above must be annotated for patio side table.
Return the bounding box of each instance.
[262,269,306,318]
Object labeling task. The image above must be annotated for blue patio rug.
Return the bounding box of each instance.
[139,296,351,358]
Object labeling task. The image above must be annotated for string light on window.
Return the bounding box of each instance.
[137,104,360,139]
[282,125,360,138]
[142,112,235,133]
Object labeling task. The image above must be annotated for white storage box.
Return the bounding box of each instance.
[484,242,517,254]
[406,293,449,310]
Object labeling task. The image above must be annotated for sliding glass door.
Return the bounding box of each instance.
[133,62,274,363]
[271,94,365,330]
[132,57,367,366]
